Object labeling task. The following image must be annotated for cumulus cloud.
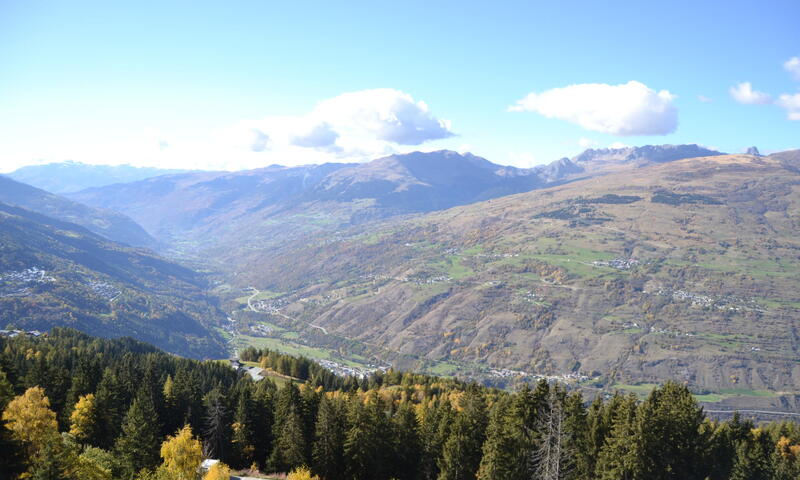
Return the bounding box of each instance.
[578,137,598,148]
[214,89,454,164]
[729,82,772,105]
[777,93,800,120]
[509,81,678,136]
[784,57,800,81]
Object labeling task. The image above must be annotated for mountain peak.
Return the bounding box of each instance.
[746,146,762,156]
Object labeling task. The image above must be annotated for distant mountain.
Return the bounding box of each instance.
[0,175,156,248]
[68,151,549,254]
[0,201,227,358]
[8,161,191,193]
[69,147,719,258]
[229,152,800,398]
[570,144,724,174]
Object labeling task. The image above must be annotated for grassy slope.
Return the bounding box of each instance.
[227,154,800,394]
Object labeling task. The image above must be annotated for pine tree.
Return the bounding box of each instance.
[418,398,453,480]
[437,387,487,480]
[636,382,707,480]
[114,391,161,478]
[93,368,126,449]
[595,394,641,480]
[230,388,256,468]
[477,396,521,480]
[312,395,347,480]
[391,401,422,480]
[203,386,231,462]
[344,392,391,480]
[269,383,308,471]
[730,428,774,480]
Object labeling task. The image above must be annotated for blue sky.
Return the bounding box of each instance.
[1,0,798,171]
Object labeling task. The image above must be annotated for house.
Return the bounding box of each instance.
[199,459,219,473]
[246,366,266,381]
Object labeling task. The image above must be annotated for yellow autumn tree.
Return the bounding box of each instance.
[203,461,232,480]
[1,386,59,454]
[287,466,320,480]
[160,425,203,480]
[69,393,97,441]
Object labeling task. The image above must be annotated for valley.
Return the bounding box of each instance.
[5,146,800,410]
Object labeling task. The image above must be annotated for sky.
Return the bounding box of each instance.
[0,0,798,172]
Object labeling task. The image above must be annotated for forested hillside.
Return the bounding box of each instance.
[2,329,800,480]
[0,202,226,358]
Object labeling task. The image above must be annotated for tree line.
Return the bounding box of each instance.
[2,328,800,480]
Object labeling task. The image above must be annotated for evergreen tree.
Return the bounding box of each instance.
[202,386,231,462]
[391,401,422,480]
[269,383,307,471]
[437,387,487,480]
[93,369,126,449]
[636,382,707,480]
[730,428,773,480]
[344,392,391,480]
[312,395,347,480]
[230,387,257,469]
[596,394,641,480]
[114,391,161,478]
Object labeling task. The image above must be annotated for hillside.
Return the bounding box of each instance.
[68,146,719,258]
[8,160,191,193]
[0,175,156,248]
[222,152,800,401]
[0,201,227,358]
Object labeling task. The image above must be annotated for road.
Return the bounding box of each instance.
[246,286,329,335]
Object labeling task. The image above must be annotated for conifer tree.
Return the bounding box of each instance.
[115,391,161,478]
[203,386,231,462]
[160,425,203,480]
[437,387,487,480]
[230,388,256,468]
[391,401,422,480]
[596,394,641,480]
[312,395,347,480]
[344,392,391,480]
[69,393,99,444]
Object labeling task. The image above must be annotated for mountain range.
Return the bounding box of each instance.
[11,143,800,406]
[68,145,721,258]
[7,160,190,193]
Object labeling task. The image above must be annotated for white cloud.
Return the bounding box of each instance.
[578,137,598,148]
[697,95,712,103]
[777,93,800,120]
[784,57,800,81]
[608,141,630,149]
[729,82,772,105]
[509,81,678,136]
[0,89,455,171]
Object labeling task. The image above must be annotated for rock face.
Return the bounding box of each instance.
[572,144,724,171]
[746,146,762,156]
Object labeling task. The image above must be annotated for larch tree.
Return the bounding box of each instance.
[69,393,98,443]
[2,386,59,455]
[160,425,203,480]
